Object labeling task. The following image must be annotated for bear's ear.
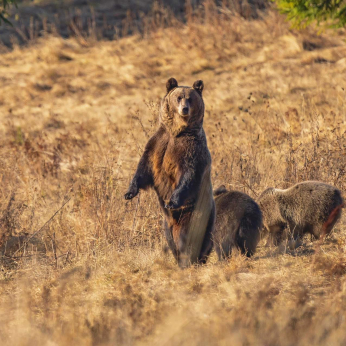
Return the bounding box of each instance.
[193,80,204,95]
[213,185,227,196]
[166,78,178,93]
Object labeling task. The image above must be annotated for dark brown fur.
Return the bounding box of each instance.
[125,78,215,267]
[213,185,262,260]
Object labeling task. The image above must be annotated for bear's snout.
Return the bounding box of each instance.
[182,106,189,115]
[178,100,190,117]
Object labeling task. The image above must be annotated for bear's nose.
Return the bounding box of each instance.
[182,107,189,115]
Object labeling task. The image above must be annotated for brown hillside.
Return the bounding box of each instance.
[0,3,346,345]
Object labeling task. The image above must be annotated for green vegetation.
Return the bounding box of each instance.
[275,0,346,28]
[0,0,17,25]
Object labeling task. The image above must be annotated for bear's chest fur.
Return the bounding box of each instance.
[152,134,191,202]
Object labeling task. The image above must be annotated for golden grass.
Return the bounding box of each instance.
[0,4,346,345]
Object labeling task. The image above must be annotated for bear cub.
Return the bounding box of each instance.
[258,181,344,246]
[213,185,262,260]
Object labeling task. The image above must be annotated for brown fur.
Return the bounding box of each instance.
[125,78,215,267]
[321,203,345,240]
[213,185,262,260]
[258,181,344,246]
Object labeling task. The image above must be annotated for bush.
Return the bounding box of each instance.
[275,0,346,29]
[0,0,17,25]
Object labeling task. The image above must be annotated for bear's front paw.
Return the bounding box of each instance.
[124,185,139,200]
[164,198,181,210]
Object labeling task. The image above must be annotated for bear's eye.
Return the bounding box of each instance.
[187,97,191,102]
[177,96,182,102]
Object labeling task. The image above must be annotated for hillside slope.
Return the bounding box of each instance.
[0,8,346,346]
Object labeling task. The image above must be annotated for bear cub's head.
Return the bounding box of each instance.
[160,78,205,136]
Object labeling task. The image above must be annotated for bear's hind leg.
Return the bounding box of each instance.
[197,202,216,264]
[163,220,179,262]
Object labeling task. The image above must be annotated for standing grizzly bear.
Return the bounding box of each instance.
[124,78,215,268]
[213,185,262,260]
[258,181,344,246]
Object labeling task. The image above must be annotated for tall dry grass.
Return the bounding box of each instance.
[0,2,346,345]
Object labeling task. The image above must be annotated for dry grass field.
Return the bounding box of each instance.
[1,1,346,345]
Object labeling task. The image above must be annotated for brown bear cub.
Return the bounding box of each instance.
[213,185,262,260]
[258,181,344,246]
[125,78,215,268]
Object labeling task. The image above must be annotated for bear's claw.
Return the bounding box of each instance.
[124,184,139,200]
[124,192,134,200]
